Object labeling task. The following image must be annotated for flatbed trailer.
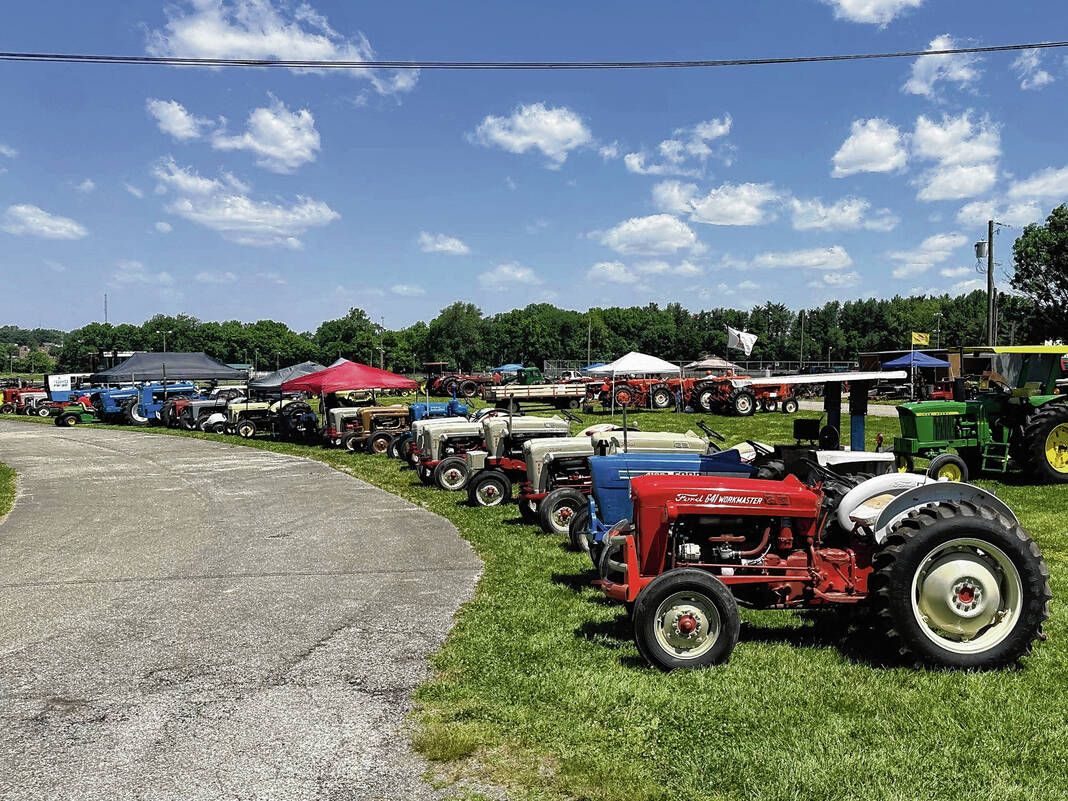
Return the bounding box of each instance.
[482,383,588,411]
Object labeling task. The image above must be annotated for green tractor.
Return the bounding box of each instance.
[53,403,101,427]
[892,346,1068,483]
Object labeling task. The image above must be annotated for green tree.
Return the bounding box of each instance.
[1012,204,1068,338]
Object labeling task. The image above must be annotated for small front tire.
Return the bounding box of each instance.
[538,488,586,535]
[433,456,470,491]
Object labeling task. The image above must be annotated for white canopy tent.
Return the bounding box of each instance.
[685,355,739,372]
[586,351,682,414]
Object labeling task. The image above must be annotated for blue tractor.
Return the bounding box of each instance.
[573,450,758,557]
[383,399,470,459]
[114,383,199,426]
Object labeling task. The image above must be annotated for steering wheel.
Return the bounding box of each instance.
[745,439,775,457]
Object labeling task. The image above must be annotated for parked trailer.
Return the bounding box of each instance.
[482,383,588,411]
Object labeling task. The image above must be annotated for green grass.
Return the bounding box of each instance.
[3,407,1067,800]
[0,461,14,519]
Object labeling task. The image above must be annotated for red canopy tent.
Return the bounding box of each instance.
[281,360,418,394]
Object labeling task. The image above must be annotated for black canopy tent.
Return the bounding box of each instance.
[248,361,326,392]
[89,352,246,383]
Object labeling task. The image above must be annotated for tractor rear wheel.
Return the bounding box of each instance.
[467,470,512,507]
[34,405,51,417]
[927,452,969,482]
[237,420,257,439]
[1021,401,1068,483]
[433,456,470,491]
[341,433,362,452]
[870,500,1050,669]
[613,386,636,408]
[538,488,586,535]
[59,414,79,427]
[728,388,757,417]
[568,507,591,552]
[367,432,393,455]
[633,569,741,671]
[650,384,673,410]
[459,380,478,398]
[0,403,13,415]
[692,382,715,413]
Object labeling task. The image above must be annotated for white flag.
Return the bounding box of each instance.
[726,325,758,356]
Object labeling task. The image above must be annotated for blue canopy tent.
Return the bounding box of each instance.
[583,362,607,371]
[881,352,950,368]
[489,363,523,372]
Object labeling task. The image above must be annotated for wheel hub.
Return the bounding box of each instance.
[653,593,720,658]
[1044,423,1068,473]
[674,612,700,637]
[917,552,1001,638]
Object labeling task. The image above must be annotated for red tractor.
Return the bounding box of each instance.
[423,362,494,399]
[595,377,678,410]
[1,386,50,416]
[596,466,1050,671]
[688,374,798,416]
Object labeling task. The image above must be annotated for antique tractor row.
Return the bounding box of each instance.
[1,387,51,416]
[593,376,798,416]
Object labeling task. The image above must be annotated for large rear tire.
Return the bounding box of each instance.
[650,384,673,410]
[0,403,14,415]
[1021,401,1068,483]
[870,500,1050,669]
[728,388,757,417]
[633,569,741,671]
[123,400,149,427]
[538,488,586,535]
[693,383,717,414]
[613,386,636,408]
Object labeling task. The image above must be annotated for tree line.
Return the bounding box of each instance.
[23,204,1068,376]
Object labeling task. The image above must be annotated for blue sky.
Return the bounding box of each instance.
[1,0,1067,331]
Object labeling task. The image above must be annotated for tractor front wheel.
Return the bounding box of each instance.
[211,422,226,434]
[633,569,741,671]
[433,456,470,491]
[518,497,539,522]
[467,470,512,507]
[1022,401,1068,483]
[729,388,757,417]
[760,398,778,413]
[58,414,78,427]
[0,403,13,415]
[237,420,257,439]
[124,401,149,427]
[870,500,1050,669]
[780,398,799,414]
[568,507,591,552]
[650,384,673,410]
[895,453,915,473]
[367,432,393,455]
[927,452,969,482]
[538,488,586,535]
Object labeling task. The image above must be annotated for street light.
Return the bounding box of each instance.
[158,329,173,353]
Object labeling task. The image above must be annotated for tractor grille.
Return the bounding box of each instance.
[898,413,917,439]
[932,415,958,441]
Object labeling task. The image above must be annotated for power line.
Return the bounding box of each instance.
[0,40,1066,71]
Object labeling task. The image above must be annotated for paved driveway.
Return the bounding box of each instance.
[0,422,481,801]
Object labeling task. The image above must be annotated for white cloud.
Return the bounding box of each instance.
[809,270,860,288]
[155,221,173,233]
[820,0,923,24]
[212,96,320,173]
[75,178,96,194]
[112,259,174,286]
[738,280,760,291]
[418,231,470,255]
[257,270,287,285]
[146,0,417,95]
[473,102,592,168]
[390,283,425,296]
[1012,49,1054,91]
[1008,165,1068,201]
[956,199,1042,227]
[752,246,852,271]
[146,98,211,141]
[587,260,638,284]
[913,113,1000,166]
[952,278,986,294]
[903,34,981,98]
[479,262,541,288]
[832,118,907,177]
[1,204,88,239]
[940,265,973,278]
[598,142,620,160]
[623,114,733,177]
[596,213,700,255]
[688,182,781,226]
[917,162,997,201]
[888,232,968,278]
[651,180,699,215]
[153,157,339,248]
[789,196,898,231]
[0,143,16,158]
[125,183,145,199]
[195,270,237,284]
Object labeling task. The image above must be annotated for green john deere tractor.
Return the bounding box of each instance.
[893,346,1068,483]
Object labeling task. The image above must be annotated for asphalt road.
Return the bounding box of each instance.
[0,422,482,801]
[797,400,898,417]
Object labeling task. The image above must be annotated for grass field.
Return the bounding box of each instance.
[2,405,1066,801]
[0,461,14,519]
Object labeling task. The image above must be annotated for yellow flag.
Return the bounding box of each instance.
[912,332,930,346]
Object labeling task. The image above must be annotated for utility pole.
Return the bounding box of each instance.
[586,317,592,367]
[798,310,805,371]
[986,219,996,345]
[104,293,108,325]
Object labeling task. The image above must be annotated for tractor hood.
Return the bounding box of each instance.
[482,415,570,456]
[418,420,483,459]
[590,429,710,455]
[898,400,969,417]
[327,407,363,429]
[524,437,596,491]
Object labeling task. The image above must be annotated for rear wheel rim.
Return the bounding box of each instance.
[911,537,1022,654]
[736,396,753,414]
[1044,423,1068,473]
[653,591,721,660]
[936,462,963,481]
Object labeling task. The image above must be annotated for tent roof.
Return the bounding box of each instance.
[582,362,606,371]
[585,351,681,375]
[489,363,523,372]
[685,355,739,370]
[248,361,326,391]
[882,351,951,368]
[329,357,353,368]
[281,360,419,393]
[90,352,246,382]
